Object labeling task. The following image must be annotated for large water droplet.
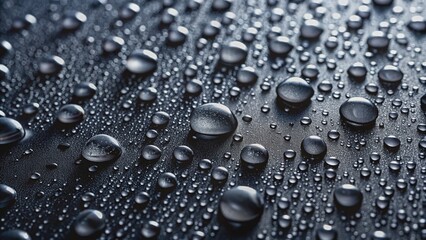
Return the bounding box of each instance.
[56,104,85,124]
[219,41,248,66]
[333,184,363,212]
[0,118,25,145]
[73,209,105,238]
[82,134,122,162]
[125,49,158,75]
[276,77,314,108]
[240,144,269,169]
[0,184,17,209]
[190,103,237,137]
[219,186,264,228]
[339,97,378,127]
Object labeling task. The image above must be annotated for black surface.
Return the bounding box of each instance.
[0,0,426,239]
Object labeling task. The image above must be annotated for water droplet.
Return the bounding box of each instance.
[190,103,237,137]
[301,135,327,160]
[276,77,314,108]
[73,209,105,238]
[240,144,269,169]
[38,55,65,75]
[333,184,363,212]
[125,49,158,75]
[82,134,122,162]
[219,41,248,66]
[0,184,17,209]
[0,117,25,145]
[339,97,378,127]
[56,104,85,124]
[219,186,264,228]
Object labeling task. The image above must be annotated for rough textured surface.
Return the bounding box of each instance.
[0,0,425,239]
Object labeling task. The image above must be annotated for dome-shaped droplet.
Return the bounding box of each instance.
[167,26,189,46]
[219,41,248,66]
[378,65,403,84]
[190,103,237,136]
[38,55,65,75]
[119,2,140,20]
[151,111,170,127]
[268,36,293,57]
[139,87,158,103]
[11,14,36,31]
[316,224,337,240]
[237,66,258,85]
[0,41,12,58]
[62,11,87,31]
[125,49,158,75]
[0,184,17,209]
[211,166,229,183]
[102,36,125,53]
[408,15,426,33]
[141,220,160,239]
[73,209,105,238]
[219,186,264,228]
[0,229,31,240]
[333,184,363,212]
[72,82,97,99]
[185,79,203,96]
[276,77,314,108]
[301,64,319,81]
[56,104,85,124]
[300,19,323,39]
[141,145,162,162]
[240,144,269,169]
[173,145,194,164]
[347,62,367,81]
[383,135,400,151]
[421,94,426,111]
[339,97,378,127]
[211,0,233,11]
[157,172,178,192]
[82,134,122,162]
[301,136,327,160]
[0,117,25,145]
[367,31,389,50]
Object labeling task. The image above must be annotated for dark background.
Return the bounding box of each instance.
[0,0,425,239]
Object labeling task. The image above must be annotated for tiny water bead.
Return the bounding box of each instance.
[301,136,327,160]
[38,55,65,75]
[56,104,85,124]
[125,49,158,75]
[73,209,105,238]
[276,77,314,108]
[0,117,25,145]
[240,144,269,169]
[190,103,237,137]
[333,184,363,212]
[0,184,17,209]
[219,186,264,228]
[339,97,378,127]
[82,134,122,162]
